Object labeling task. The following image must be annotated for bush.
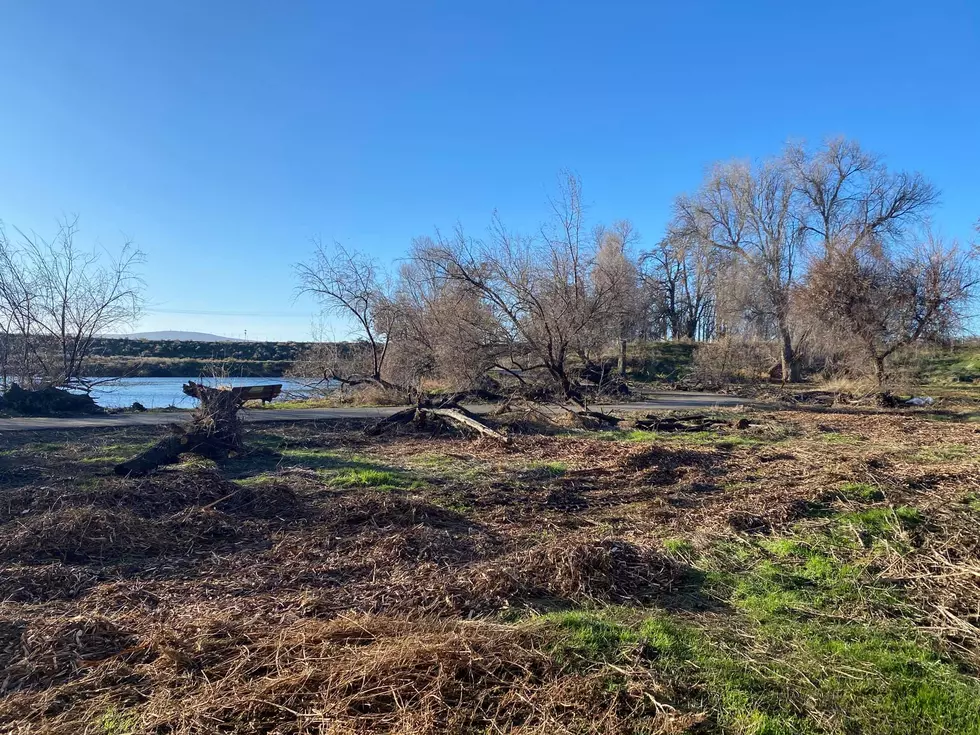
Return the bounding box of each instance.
[690,338,778,386]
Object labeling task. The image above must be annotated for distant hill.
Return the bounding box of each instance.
[106,331,238,342]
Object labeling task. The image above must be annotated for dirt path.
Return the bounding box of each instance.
[0,391,748,432]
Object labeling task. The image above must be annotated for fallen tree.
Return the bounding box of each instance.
[366,403,510,443]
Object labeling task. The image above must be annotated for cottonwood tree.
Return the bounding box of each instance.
[788,138,937,257]
[806,233,977,387]
[0,217,144,390]
[295,240,399,389]
[674,156,805,380]
[411,172,627,404]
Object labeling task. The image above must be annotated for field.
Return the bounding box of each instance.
[1,402,979,733]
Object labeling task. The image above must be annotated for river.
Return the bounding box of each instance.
[85,377,318,409]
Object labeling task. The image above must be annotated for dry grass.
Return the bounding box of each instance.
[0,406,978,732]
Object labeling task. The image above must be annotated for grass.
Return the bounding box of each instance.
[837,481,885,502]
[330,467,416,490]
[2,408,978,733]
[535,500,980,735]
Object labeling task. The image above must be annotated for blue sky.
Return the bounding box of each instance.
[1,0,978,341]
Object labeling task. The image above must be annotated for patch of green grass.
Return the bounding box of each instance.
[540,611,641,663]
[838,506,923,543]
[662,538,695,556]
[99,707,137,734]
[30,441,65,453]
[837,481,886,502]
[963,492,980,513]
[537,598,980,735]
[330,468,415,490]
[529,460,567,476]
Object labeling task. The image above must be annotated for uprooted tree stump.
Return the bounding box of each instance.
[115,382,279,476]
[366,404,510,443]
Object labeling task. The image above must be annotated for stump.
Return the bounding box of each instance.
[115,382,250,476]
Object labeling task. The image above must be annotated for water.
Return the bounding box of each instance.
[85,377,318,410]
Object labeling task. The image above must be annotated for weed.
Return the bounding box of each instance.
[99,707,136,734]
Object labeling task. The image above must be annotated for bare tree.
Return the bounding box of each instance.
[788,138,937,257]
[411,172,625,404]
[295,240,399,389]
[593,220,642,376]
[674,157,805,380]
[806,233,977,387]
[0,217,144,390]
[641,231,719,341]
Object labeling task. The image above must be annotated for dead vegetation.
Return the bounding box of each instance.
[1,405,979,732]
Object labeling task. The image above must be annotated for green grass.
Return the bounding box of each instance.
[99,707,137,734]
[534,504,980,734]
[528,460,568,476]
[330,467,416,490]
[837,481,885,502]
[663,538,695,556]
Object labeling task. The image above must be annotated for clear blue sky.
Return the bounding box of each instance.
[2,0,978,341]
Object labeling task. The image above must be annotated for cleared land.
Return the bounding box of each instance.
[0,403,978,733]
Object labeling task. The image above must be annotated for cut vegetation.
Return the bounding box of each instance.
[1,400,978,733]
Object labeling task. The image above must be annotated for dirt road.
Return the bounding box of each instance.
[0,391,748,432]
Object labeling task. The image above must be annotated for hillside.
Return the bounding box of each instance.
[105,331,237,342]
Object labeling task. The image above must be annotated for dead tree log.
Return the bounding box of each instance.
[633,415,729,432]
[365,404,510,443]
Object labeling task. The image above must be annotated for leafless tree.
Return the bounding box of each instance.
[788,138,937,257]
[295,240,399,389]
[0,217,144,390]
[593,220,642,375]
[410,172,626,404]
[806,233,977,386]
[674,157,805,380]
[640,231,719,341]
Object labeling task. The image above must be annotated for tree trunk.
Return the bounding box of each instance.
[617,339,627,377]
[873,355,887,388]
[780,328,801,383]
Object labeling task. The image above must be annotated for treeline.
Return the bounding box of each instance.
[298,138,978,398]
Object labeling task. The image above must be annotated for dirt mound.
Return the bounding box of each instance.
[355,524,498,566]
[488,538,680,604]
[93,470,305,519]
[1,615,144,692]
[395,538,686,616]
[93,470,245,516]
[212,480,306,519]
[0,564,100,603]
